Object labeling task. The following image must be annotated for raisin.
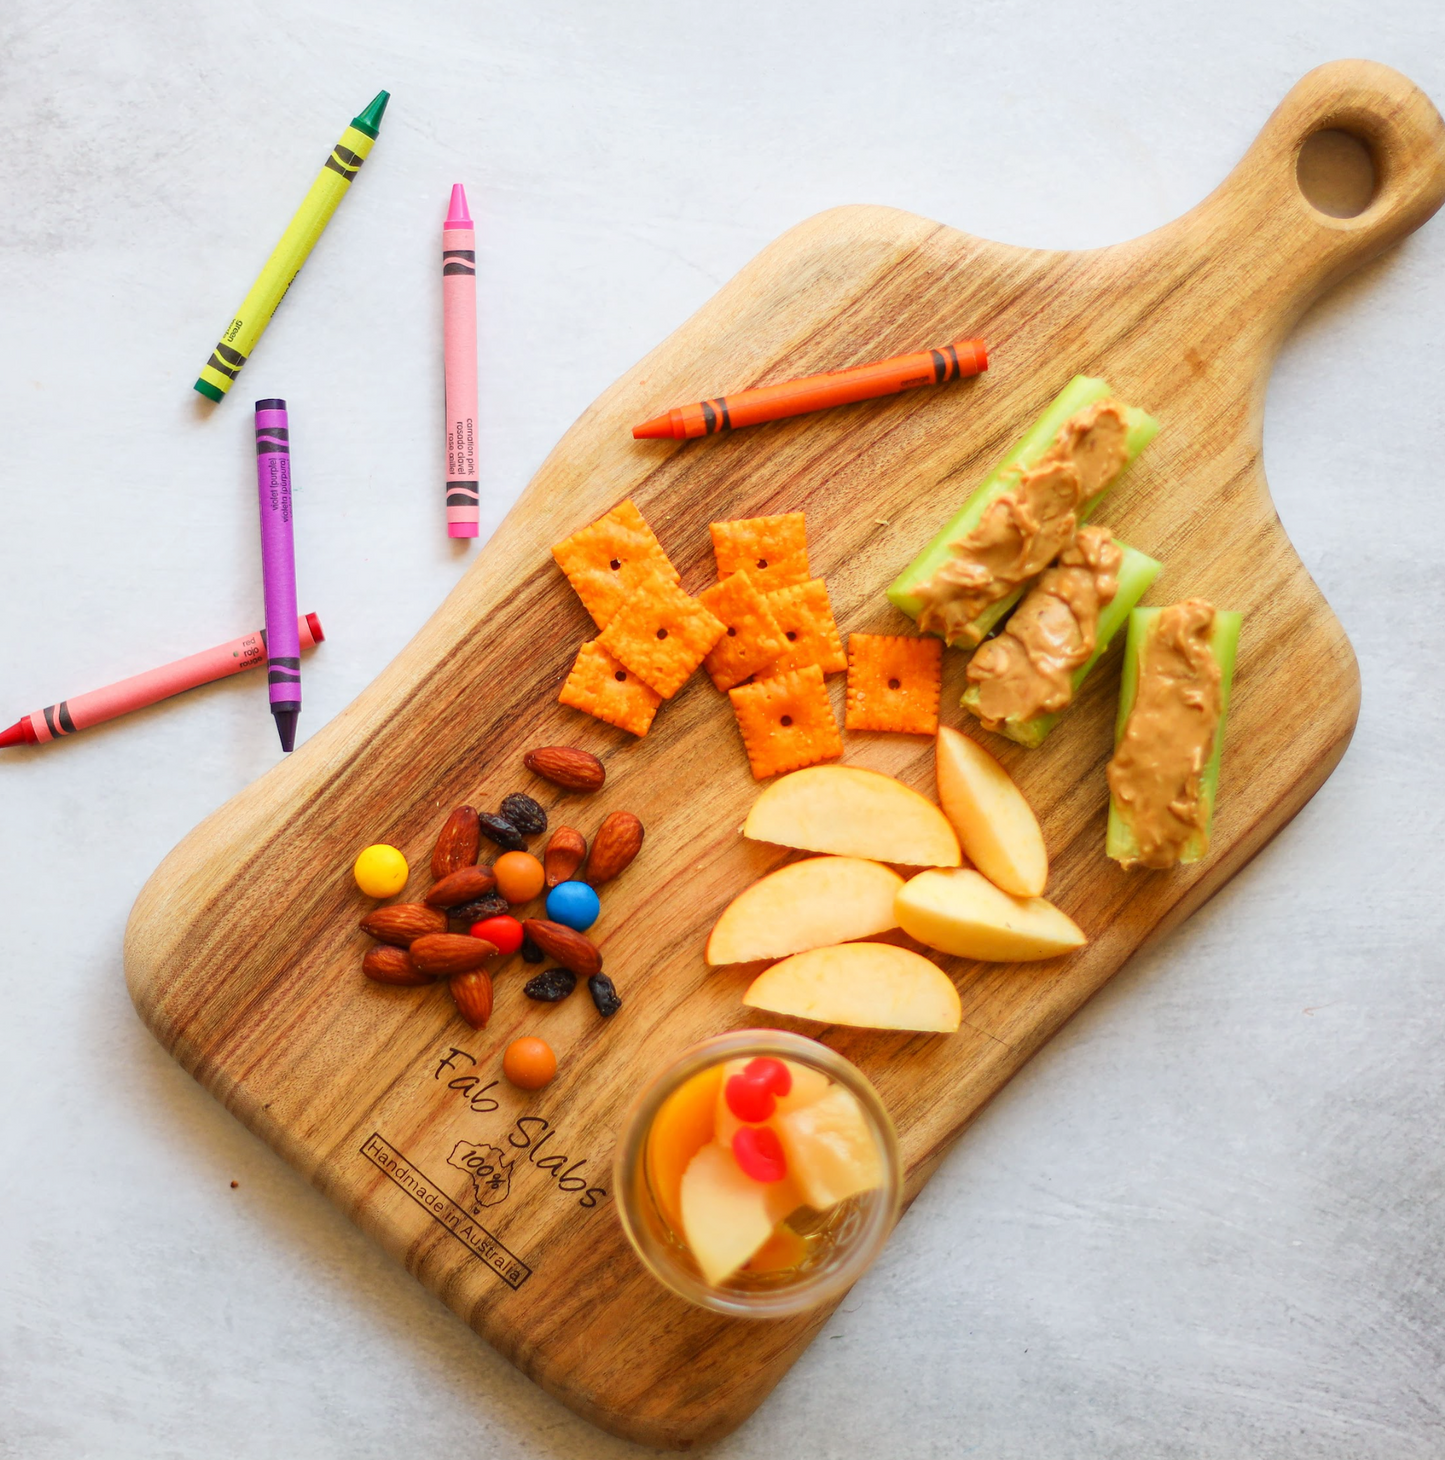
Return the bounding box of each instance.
[524,967,577,1002]
[520,935,545,964]
[451,892,509,923]
[500,792,547,837]
[477,812,526,852]
[588,972,623,1018]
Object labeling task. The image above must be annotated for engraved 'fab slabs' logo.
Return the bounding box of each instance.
[357,1045,610,1290]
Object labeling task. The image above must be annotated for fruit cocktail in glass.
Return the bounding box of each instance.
[613,1029,902,1318]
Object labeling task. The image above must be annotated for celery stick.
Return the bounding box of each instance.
[961,540,1163,749]
[887,375,1160,643]
[1106,607,1243,867]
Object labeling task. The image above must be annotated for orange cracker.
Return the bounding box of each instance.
[845,633,942,735]
[698,570,787,692]
[765,579,846,675]
[558,639,661,737]
[596,565,726,699]
[710,512,810,593]
[552,498,680,630]
[728,665,843,779]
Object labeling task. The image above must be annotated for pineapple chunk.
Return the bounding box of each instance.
[774,1085,884,1210]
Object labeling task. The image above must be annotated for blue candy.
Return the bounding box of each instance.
[545,880,601,932]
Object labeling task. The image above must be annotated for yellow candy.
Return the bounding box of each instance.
[353,844,408,898]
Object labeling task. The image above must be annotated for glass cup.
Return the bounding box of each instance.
[613,1029,902,1318]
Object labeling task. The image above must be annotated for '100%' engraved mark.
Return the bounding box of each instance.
[435,1047,609,1209]
[359,1132,531,1288]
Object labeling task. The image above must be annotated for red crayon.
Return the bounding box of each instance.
[1,613,325,747]
[632,337,988,440]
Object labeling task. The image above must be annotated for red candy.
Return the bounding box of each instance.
[725,1070,775,1123]
[744,1056,791,1097]
[470,915,523,956]
[732,1125,788,1183]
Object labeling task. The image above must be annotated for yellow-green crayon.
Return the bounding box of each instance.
[194,91,390,402]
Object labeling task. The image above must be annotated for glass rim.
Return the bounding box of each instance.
[612,1028,903,1319]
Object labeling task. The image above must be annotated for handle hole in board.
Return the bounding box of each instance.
[1296,129,1377,218]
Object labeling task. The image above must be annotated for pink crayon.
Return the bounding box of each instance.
[0,614,324,747]
[443,183,480,538]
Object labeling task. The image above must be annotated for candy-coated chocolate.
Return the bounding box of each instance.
[494,850,546,903]
[353,844,408,898]
[732,1125,788,1183]
[545,880,601,931]
[503,1036,558,1090]
[470,915,523,955]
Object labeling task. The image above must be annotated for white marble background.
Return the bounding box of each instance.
[2,2,1443,1456]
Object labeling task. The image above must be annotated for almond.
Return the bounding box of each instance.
[524,745,606,792]
[544,826,588,888]
[359,903,448,946]
[432,805,481,880]
[425,864,498,908]
[362,945,434,987]
[450,969,494,1029]
[523,919,602,977]
[586,811,644,887]
[410,933,498,976]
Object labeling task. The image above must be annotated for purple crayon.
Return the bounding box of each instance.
[254,399,301,751]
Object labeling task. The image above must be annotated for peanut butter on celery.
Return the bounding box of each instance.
[913,400,1130,646]
[966,526,1123,728]
[1106,599,1223,869]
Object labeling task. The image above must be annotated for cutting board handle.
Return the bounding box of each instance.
[1173,60,1445,335]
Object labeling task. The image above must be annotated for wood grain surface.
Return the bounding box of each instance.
[124,61,1445,1450]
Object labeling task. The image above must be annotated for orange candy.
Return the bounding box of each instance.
[645,1065,724,1235]
[503,1037,557,1090]
[493,850,546,904]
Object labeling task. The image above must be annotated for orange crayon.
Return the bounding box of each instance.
[632,337,987,441]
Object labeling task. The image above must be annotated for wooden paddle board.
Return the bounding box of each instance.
[125,61,1445,1449]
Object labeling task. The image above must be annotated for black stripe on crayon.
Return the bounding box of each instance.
[719,398,732,430]
[255,440,290,454]
[930,349,947,383]
[701,400,717,434]
[442,262,476,276]
[268,671,302,685]
[207,351,241,380]
[944,343,961,379]
[335,145,364,168]
[447,493,479,506]
[43,704,60,737]
[57,701,76,734]
[216,344,247,367]
[443,250,476,261]
[325,144,365,178]
[253,426,289,440]
[269,657,301,669]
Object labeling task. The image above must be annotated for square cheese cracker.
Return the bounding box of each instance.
[710,513,810,594]
[597,565,726,699]
[558,639,662,737]
[728,665,843,779]
[845,633,942,735]
[765,578,846,676]
[552,499,680,631]
[699,569,786,692]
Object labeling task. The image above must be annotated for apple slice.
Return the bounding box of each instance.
[774,1083,884,1210]
[679,1140,800,1285]
[935,725,1048,897]
[895,868,1085,961]
[714,1056,832,1145]
[743,942,961,1033]
[707,856,905,965]
[743,765,960,868]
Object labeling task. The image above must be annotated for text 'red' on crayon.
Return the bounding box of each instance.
[0,614,324,747]
[632,338,988,440]
[255,399,302,752]
[443,184,480,538]
[194,91,389,402]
